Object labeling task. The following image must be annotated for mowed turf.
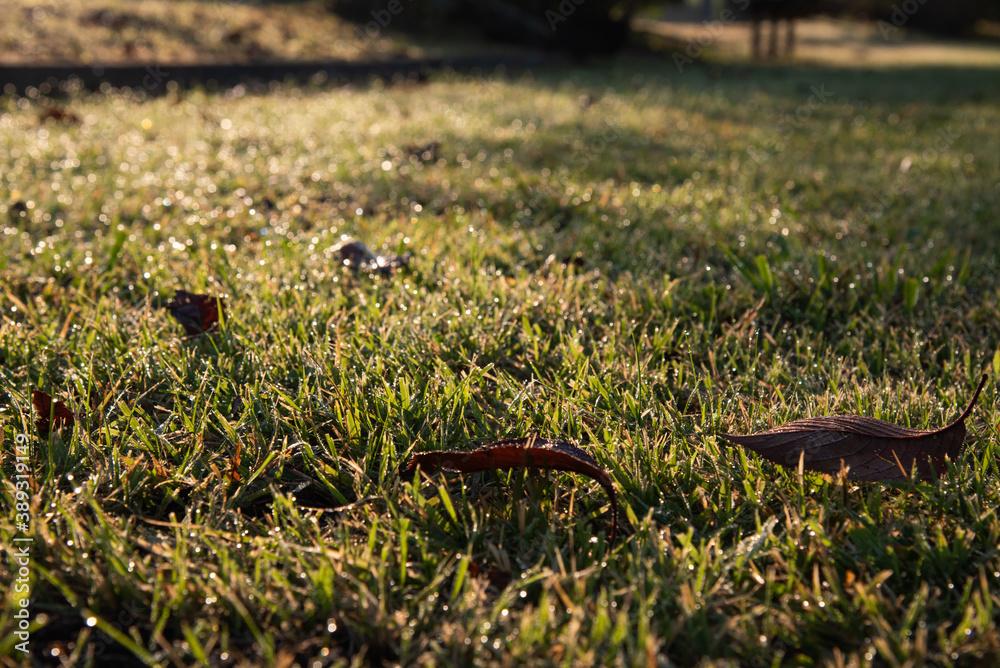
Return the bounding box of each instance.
[0,0,524,66]
[1,0,409,65]
[1,57,999,667]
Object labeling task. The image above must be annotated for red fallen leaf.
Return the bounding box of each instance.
[335,239,410,275]
[166,290,225,336]
[403,437,618,540]
[466,561,512,590]
[39,106,82,125]
[484,567,512,590]
[719,374,988,482]
[32,390,76,434]
[226,439,242,482]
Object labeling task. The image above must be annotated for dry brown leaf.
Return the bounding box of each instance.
[334,239,410,275]
[32,390,76,435]
[403,437,618,540]
[165,290,226,336]
[719,374,988,481]
[38,106,82,124]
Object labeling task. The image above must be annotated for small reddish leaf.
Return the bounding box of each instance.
[335,239,410,275]
[39,106,82,124]
[166,290,225,336]
[32,390,76,434]
[720,374,988,482]
[226,440,243,482]
[403,437,618,540]
[484,568,513,590]
[466,561,512,590]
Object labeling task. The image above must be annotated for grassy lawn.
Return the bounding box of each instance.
[1,0,505,65]
[2,51,1000,666]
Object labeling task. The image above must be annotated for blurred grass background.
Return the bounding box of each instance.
[2,1,1000,666]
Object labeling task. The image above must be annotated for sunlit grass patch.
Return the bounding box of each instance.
[1,58,999,666]
[1,0,446,65]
